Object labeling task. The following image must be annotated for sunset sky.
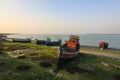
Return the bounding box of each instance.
[0,0,120,34]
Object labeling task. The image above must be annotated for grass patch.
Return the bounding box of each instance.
[3,42,57,57]
[0,71,63,80]
[0,42,119,80]
[65,66,92,74]
[54,53,120,80]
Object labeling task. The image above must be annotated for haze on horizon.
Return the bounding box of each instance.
[0,0,120,34]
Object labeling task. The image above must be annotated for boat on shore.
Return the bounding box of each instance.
[12,38,31,43]
[57,35,80,59]
[45,40,62,46]
[36,38,62,46]
[36,39,46,45]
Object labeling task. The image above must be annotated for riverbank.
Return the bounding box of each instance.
[0,42,119,80]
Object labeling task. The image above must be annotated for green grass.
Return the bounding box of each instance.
[0,42,120,80]
[3,42,57,57]
[53,53,120,80]
[0,53,63,80]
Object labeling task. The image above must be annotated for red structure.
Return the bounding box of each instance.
[99,42,109,49]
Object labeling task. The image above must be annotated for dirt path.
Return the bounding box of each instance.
[80,50,120,59]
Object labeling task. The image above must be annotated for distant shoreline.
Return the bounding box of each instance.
[1,33,120,49]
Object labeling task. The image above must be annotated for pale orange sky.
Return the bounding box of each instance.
[0,0,120,34]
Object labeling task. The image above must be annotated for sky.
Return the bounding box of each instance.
[0,0,120,34]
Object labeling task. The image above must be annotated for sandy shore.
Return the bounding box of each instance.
[0,36,120,59]
[80,45,120,59]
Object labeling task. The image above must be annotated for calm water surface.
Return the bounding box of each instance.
[8,34,120,49]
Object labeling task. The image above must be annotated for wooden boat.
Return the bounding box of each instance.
[57,35,80,59]
[45,40,62,46]
[36,39,46,45]
[36,38,62,46]
[12,38,31,43]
